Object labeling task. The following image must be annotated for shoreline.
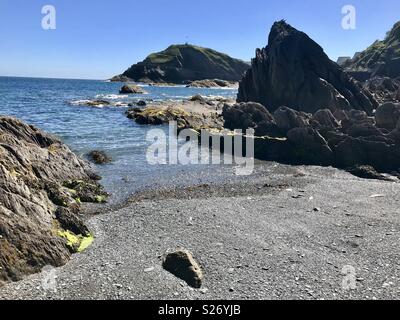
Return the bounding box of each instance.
[1,161,399,300]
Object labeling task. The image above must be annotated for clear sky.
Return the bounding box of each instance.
[0,0,399,79]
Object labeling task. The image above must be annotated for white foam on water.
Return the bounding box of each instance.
[95,94,128,100]
[68,99,92,105]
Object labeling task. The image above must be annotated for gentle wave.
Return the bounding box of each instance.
[95,94,128,100]
[68,99,129,108]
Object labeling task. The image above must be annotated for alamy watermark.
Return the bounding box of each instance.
[342,5,356,30]
[146,122,255,176]
[41,265,57,293]
[41,5,56,30]
[341,265,357,290]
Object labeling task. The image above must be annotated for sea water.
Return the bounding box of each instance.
[0,76,239,203]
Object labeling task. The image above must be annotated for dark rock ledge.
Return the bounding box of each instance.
[221,102,400,176]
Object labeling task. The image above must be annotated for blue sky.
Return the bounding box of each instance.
[0,0,399,79]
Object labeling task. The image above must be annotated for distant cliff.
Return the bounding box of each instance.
[118,44,250,84]
[344,21,400,79]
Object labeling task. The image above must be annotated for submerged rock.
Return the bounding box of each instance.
[119,84,147,94]
[137,100,147,107]
[162,249,203,288]
[186,79,238,88]
[189,94,207,103]
[237,20,378,114]
[86,100,111,107]
[87,150,112,165]
[0,116,106,284]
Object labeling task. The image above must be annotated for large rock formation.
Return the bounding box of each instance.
[0,116,106,284]
[237,21,378,115]
[344,21,400,79]
[119,84,147,94]
[221,102,400,173]
[120,44,249,84]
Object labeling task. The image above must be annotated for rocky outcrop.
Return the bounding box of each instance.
[344,21,400,79]
[221,102,400,174]
[311,109,340,129]
[68,99,129,108]
[126,106,223,132]
[237,21,378,115]
[0,116,106,284]
[363,77,400,103]
[109,75,133,82]
[120,44,249,84]
[273,107,310,134]
[287,127,333,166]
[119,84,147,94]
[186,79,238,88]
[347,165,394,181]
[375,103,400,131]
[86,100,111,107]
[126,96,233,131]
[87,150,112,165]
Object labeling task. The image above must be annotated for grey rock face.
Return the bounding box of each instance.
[375,102,400,130]
[273,106,311,134]
[0,116,105,284]
[344,21,400,79]
[222,102,281,137]
[363,77,400,104]
[237,21,378,115]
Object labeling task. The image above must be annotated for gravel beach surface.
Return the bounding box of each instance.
[1,162,399,300]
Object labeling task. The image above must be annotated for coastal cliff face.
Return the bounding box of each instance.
[344,21,400,79]
[237,21,378,115]
[0,116,106,284]
[121,44,250,84]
